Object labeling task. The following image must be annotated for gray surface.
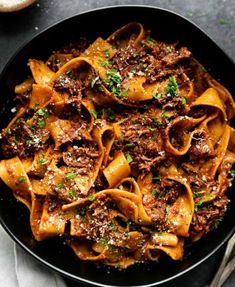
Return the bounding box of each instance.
[0,0,235,286]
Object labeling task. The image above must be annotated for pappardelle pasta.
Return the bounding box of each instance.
[0,23,235,268]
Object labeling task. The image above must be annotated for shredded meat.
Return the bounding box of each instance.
[142,179,182,230]
[63,142,99,174]
[0,118,49,158]
[112,38,191,84]
[189,195,229,236]
[53,75,82,97]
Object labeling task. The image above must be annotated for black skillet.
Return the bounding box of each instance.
[0,5,235,287]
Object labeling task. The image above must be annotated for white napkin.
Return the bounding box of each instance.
[0,225,67,287]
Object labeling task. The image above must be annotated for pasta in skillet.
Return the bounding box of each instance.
[0,22,235,268]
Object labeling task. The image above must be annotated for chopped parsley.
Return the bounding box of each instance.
[161,110,170,120]
[65,172,76,180]
[6,128,12,135]
[125,152,133,164]
[91,77,99,88]
[99,59,112,67]
[153,93,162,100]
[37,120,46,128]
[103,50,110,58]
[193,189,199,198]
[152,189,158,196]
[55,183,64,192]
[166,47,172,53]
[125,142,135,148]
[181,96,187,105]
[68,190,77,198]
[110,223,117,232]
[26,139,36,146]
[165,76,178,97]
[91,109,98,119]
[158,190,165,199]
[165,206,170,214]
[99,238,108,245]
[229,170,235,179]
[107,69,121,85]
[37,108,49,118]
[66,70,77,80]
[37,159,47,165]
[195,194,213,211]
[103,68,123,97]
[146,36,155,45]
[88,195,95,202]
[213,216,224,229]
[120,88,128,97]
[148,126,156,131]
[152,176,160,182]
[17,176,25,183]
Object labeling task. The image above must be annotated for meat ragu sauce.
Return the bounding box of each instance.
[0,22,235,268]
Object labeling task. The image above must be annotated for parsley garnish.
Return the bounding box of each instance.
[229,170,235,179]
[107,69,121,85]
[6,128,12,135]
[165,206,170,214]
[158,190,165,199]
[103,68,123,97]
[110,223,116,232]
[152,189,158,196]
[26,139,36,146]
[91,77,99,88]
[195,194,213,211]
[37,159,47,165]
[193,189,199,198]
[148,126,156,131]
[99,59,112,67]
[125,143,135,148]
[88,195,95,202]
[120,88,128,97]
[165,76,178,97]
[37,109,49,118]
[146,36,155,45]
[152,176,160,182]
[65,172,76,180]
[213,216,224,229]
[68,190,77,198]
[153,93,162,100]
[166,47,172,53]
[181,96,187,105]
[55,183,64,192]
[91,109,98,119]
[161,110,170,120]
[18,176,25,183]
[66,70,77,80]
[37,120,46,128]
[103,50,110,58]
[125,152,133,163]
[99,238,108,245]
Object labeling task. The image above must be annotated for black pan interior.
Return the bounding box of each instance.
[0,6,235,287]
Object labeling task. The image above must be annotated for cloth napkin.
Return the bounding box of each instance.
[0,225,67,287]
